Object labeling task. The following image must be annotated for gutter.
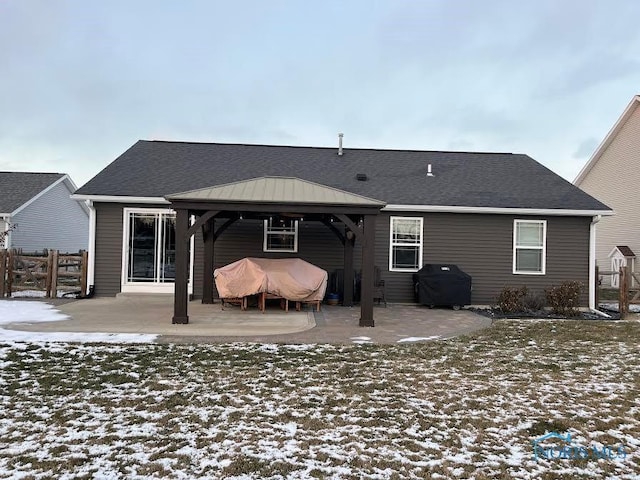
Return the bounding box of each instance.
[1,214,11,249]
[71,194,170,204]
[382,204,613,217]
[588,215,611,318]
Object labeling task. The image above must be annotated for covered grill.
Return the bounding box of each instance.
[413,264,472,309]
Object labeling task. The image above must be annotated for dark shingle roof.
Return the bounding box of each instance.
[76,140,611,211]
[0,172,66,213]
[616,246,635,257]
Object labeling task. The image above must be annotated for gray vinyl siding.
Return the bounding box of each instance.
[375,212,590,305]
[93,204,591,305]
[95,202,203,298]
[94,203,126,296]
[11,181,89,253]
[210,213,590,305]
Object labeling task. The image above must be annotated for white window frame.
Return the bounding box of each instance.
[389,216,423,272]
[263,218,298,253]
[121,208,194,294]
[512,219,547,275]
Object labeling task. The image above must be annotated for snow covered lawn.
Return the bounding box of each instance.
[0,320,638,479]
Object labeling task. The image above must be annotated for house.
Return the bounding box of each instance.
[72,140,611,325]
[574,94,640,285]
[0,172,89,252]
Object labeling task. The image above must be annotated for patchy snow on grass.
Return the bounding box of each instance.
[397,336,440,343]
[0,319,638,479]
[350,336,373,344]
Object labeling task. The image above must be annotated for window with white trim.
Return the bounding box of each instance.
[124,209,176,283]
[389,216,423,272]
[513,219,546,274]
[263,218,298,252]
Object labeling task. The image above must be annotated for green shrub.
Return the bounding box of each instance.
[496,286,528,313]
[545,281,583,316]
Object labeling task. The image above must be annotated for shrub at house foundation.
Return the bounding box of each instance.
[545,281,583,317]
[496,286,528,313]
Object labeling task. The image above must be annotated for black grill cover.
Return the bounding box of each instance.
[413,264,472,307]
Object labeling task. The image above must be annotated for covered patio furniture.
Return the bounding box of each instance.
[214,257,328,312]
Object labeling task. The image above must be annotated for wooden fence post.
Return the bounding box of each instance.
[80,250,88,296]
[45,250,54,298]
[6,249,14,297]
[619,266,629,320]
[50,250,59,299]
[0,250,6,297]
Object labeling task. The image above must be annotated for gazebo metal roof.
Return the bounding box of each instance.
[166,176,386,207]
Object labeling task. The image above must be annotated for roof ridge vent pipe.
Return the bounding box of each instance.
[338,133,344,156]
[427,164,434,177]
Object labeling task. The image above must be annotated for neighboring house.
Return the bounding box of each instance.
[0,172,89,252]
[73,140,611,325]
[574,95,640,285]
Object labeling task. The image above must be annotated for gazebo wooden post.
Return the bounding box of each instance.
[360,214,376,327]
[202,217,215,304]
[343,233,355,306]
[172,208,190,324]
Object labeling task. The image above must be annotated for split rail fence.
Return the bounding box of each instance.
[595,265,639,320]
[0,249,88,298]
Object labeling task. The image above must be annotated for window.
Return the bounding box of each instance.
[389,216,423,272]
[263,218,298,252]
[123,209,176,284]
[513,219,546,274]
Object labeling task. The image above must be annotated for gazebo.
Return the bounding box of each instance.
[165,177,386,327]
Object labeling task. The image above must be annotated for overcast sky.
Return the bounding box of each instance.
[1,0,639,187]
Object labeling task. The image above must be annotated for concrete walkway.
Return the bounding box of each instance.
[7,296,492,344]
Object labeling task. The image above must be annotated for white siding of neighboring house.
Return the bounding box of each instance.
[577,102,640,284]
[10,180,89,253]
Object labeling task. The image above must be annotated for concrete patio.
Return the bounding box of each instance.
[6,295,492,344]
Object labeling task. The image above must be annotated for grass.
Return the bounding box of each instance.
[0,319,638,479]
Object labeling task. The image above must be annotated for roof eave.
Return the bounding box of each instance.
[71,194,171,204]
[11,174,69,216]
[383,204,614,216]
[574,95,640,185]
[166,197,385,208]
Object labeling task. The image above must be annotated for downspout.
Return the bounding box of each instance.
[86,200,96,295]
[589,215,610,317]
[2,215,11,249]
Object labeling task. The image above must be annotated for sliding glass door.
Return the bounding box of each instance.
[122,209,184,292]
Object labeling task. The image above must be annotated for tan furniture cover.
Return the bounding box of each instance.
[214,258,328,302]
